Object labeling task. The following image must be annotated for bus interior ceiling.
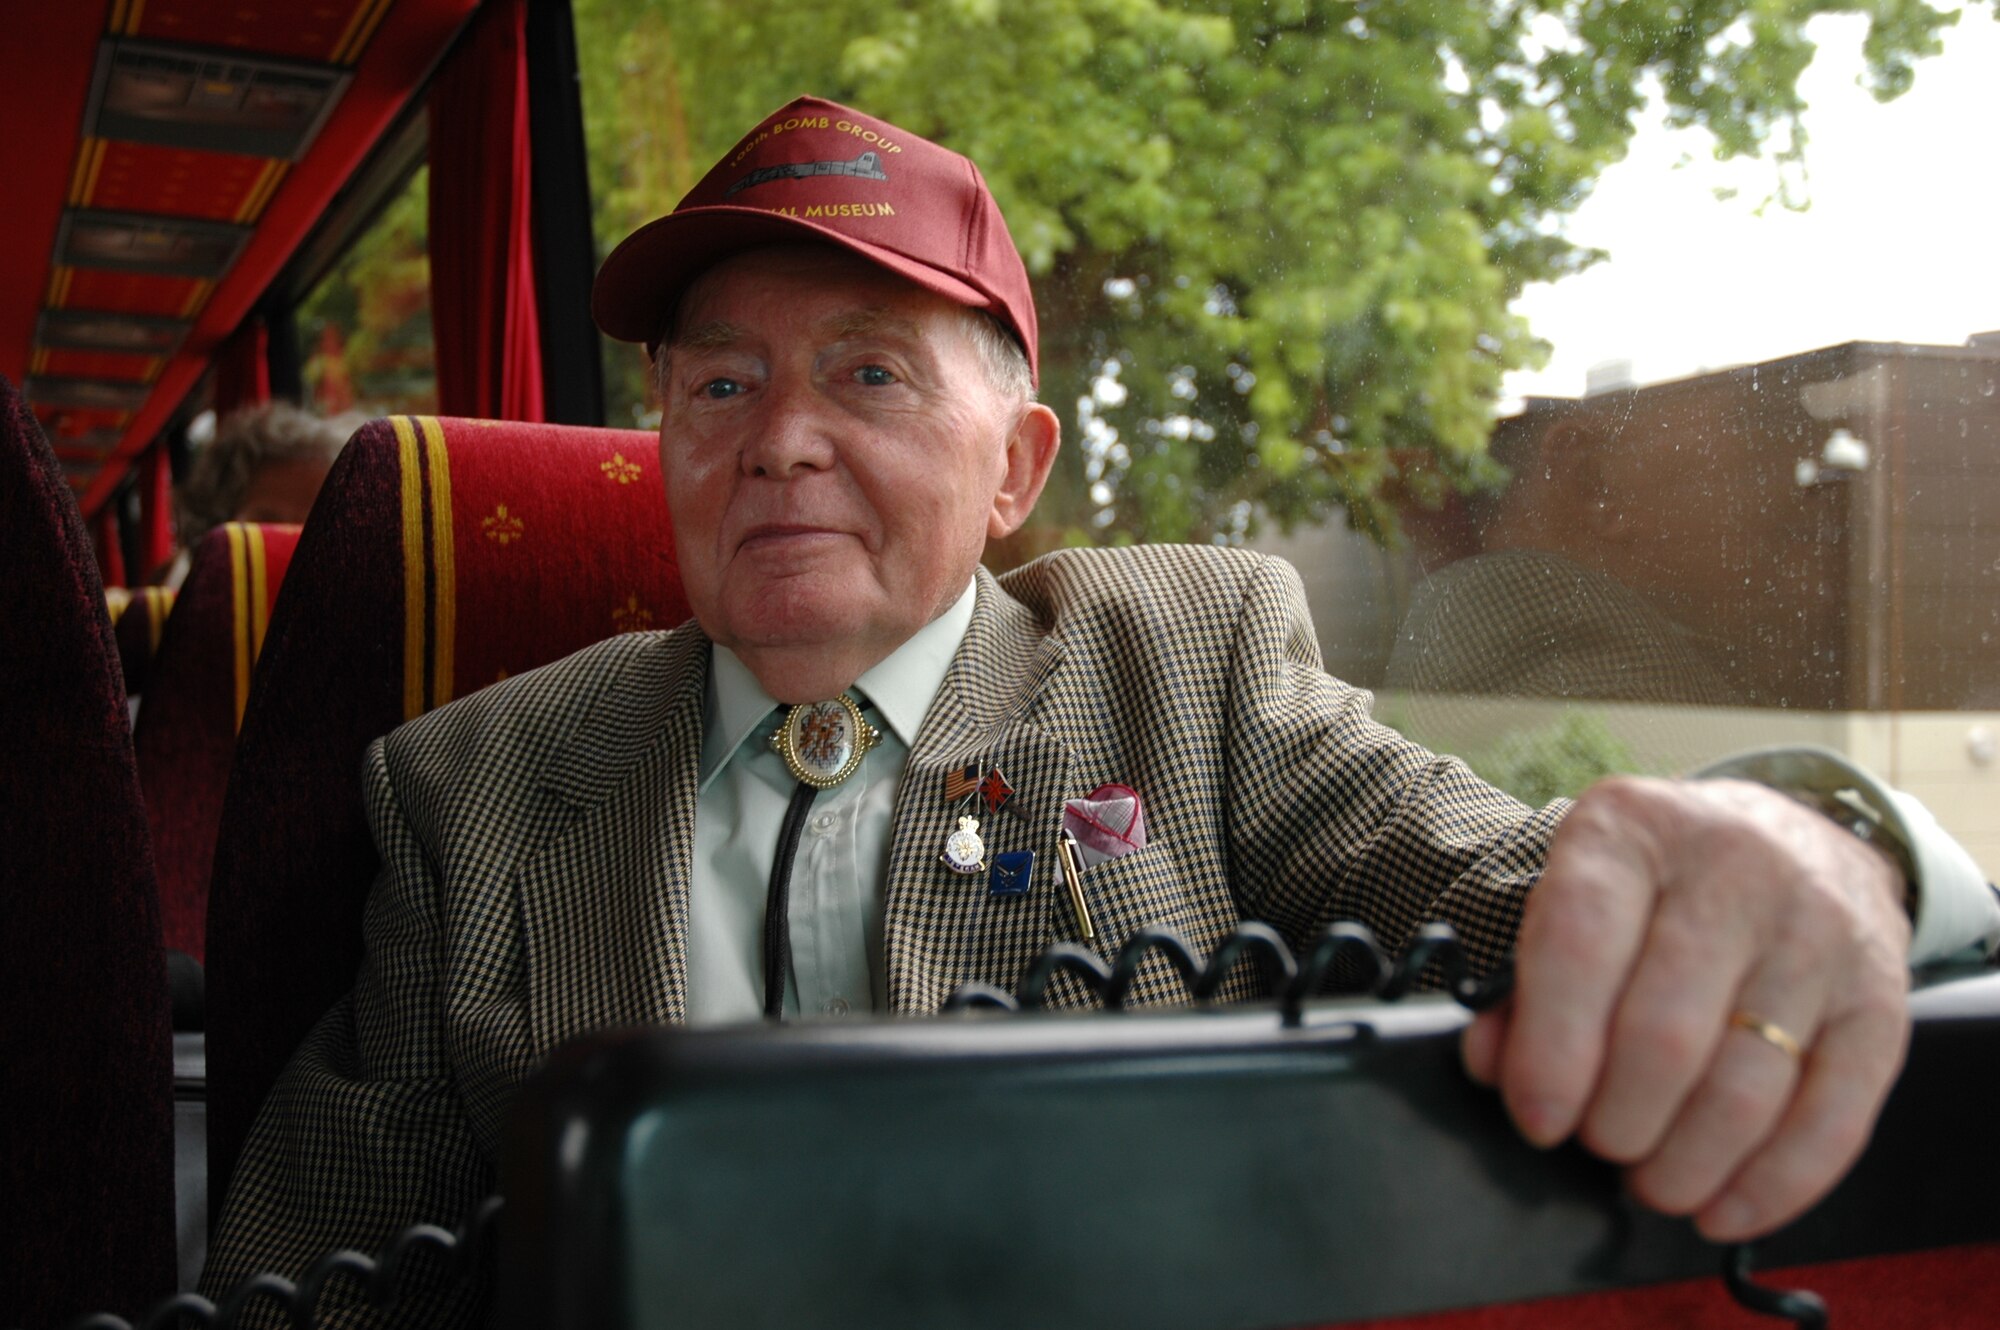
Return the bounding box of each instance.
[0,0,479,525]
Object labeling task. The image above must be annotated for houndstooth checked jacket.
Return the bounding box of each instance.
[203,544,1562,1324]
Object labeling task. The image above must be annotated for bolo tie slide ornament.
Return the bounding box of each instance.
[772,695,880,789]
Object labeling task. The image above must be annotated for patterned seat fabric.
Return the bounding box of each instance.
[204,415,687,1210]
[134,523,302,963]
[0,374,177,1324]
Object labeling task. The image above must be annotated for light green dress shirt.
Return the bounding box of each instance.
[685,580,979,1025]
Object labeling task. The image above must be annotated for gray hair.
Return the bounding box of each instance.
[963,309,1035,409]
[177,400,361,546]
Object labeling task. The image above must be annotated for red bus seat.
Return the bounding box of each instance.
[113,584,178,699]
[203,414,687,1215]
[134,523,302,964]
[0,373,177,1325]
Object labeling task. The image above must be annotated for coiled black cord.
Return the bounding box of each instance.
[55,1197,502,1330]
[941,918,1514,1019]
[1724,1242,1830,1328]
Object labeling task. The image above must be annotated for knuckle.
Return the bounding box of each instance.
[1752,1149,1834,1217]
[1708,1072,1775,1138]
[1620,1006,1708,1071]
[1580,1113,1653,1165]
[1532,899,1617,970]
[1805,1096,1877,1169]
[1625,1162,1706,1218]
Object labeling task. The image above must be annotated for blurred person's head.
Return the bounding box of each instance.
[177,401,359,546]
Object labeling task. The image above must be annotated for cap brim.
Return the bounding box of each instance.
[592,206,999,349]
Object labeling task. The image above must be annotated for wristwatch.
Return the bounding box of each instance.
[1691,746,1919,920]
[1692,745,2000,964]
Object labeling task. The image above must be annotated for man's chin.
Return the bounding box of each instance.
[719,582,890,654]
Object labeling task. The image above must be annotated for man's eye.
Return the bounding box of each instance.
[699,377,743,399]
[854,364,897,387]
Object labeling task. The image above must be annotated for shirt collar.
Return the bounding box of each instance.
[698,578,979,789]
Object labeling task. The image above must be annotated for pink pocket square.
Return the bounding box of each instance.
[1062,783,1146,868]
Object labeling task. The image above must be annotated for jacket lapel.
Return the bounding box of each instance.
[517,627,708,1059]
[886,568,1075,1012]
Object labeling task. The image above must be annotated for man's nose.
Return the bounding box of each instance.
[742,378,837,478]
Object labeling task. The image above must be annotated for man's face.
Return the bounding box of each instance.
[658,245,1048,698]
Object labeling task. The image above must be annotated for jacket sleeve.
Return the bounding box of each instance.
[199,736,491,1328]
[1223,552,1565,976]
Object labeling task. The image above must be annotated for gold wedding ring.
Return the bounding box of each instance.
[1729,1011,1803,1061]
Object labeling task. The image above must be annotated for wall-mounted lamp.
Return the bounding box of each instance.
[1821,428,1870,471]
[1794,427,1871,486]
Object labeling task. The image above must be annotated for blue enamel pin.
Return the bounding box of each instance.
[988,849,1034,898]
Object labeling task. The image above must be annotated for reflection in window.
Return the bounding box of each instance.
[568,1,1999,870]
[296,164,436,417]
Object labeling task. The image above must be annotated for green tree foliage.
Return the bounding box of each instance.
[1469,711,1641,806]
[573,0,1975,558]
[297,166,437,416]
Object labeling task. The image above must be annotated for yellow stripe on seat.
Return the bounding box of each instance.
[247,525,271,664]
[419,416,456,712]
[144,586,171,655]
[228,525,251,730]
[394,417,427,720]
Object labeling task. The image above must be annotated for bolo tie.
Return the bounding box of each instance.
[762,694,880,1018]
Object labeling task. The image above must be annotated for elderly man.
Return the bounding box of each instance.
[204,97,1998,1323]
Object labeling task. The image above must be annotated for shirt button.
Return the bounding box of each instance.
[822,996,850,1016]
[813,813,836,835]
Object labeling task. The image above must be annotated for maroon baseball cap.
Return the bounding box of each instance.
[592,96,1039,384]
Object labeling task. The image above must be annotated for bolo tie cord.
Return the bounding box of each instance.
[763,780,821,1018]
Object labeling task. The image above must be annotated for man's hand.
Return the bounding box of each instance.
[1460,776,1912,1241]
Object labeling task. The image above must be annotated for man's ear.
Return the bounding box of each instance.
[988,402,1061,540]
[1572,450,1628,540]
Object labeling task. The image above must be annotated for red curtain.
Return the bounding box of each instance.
[427,0,546,422]
[214,317,272,419]
[95,507,127,589]
[138,441,174,577]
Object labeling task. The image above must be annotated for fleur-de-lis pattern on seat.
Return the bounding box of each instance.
[481,504,524,545]
[612,593,654,633]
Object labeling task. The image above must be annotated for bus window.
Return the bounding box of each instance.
[570,3,1999,878]
[296,164,437,418]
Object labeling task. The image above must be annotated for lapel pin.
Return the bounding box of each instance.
[940,814,988,876]
[979,766,1015,812]
[988,849,1033,897]
[945,762,1014,813]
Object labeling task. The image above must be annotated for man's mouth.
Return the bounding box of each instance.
[735,524,848,555]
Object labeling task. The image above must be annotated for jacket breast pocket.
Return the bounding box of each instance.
[1068,842,1190,945]
[1039,843,1230,1011]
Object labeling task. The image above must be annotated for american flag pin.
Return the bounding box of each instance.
[944,763,1014,813]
